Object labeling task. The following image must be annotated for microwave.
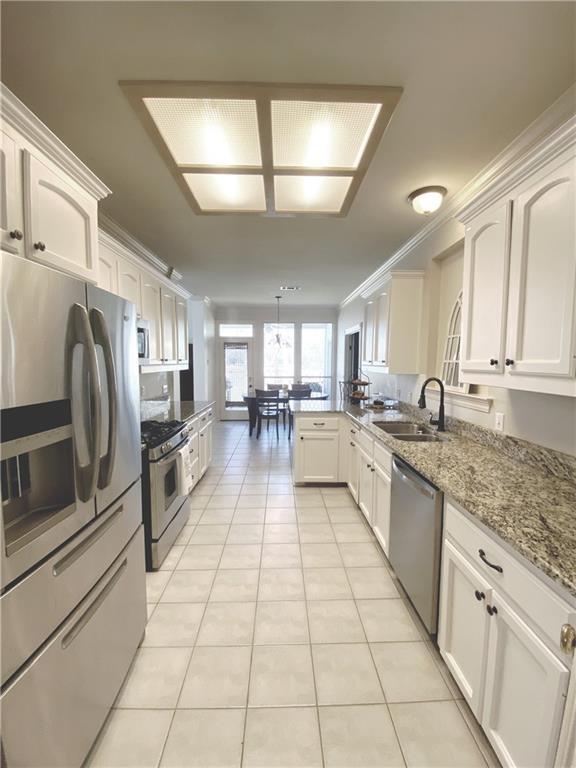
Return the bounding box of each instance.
[137,319,150,364]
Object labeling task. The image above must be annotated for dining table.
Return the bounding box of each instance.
[242,392,329,437]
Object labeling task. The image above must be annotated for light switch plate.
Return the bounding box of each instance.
[495,412,505,432]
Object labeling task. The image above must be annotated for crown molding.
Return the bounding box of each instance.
[0,82,111,200]
[99,214,184,283]
[98,221,190,299]
[341,83,576,308]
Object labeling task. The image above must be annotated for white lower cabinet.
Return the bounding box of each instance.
[199,420,213,478]
[371,461,391,557]
[357,445,374,523]
[438,539,493,716]
[482,592,570,768]
[439,503,573,768]
[347,438,360,503]
[295,431,340,483]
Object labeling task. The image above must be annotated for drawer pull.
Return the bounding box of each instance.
[53,505,123,576]
[474,590,485,601]
[61,558,128,650]
[33,241,46,252]
[313,422,325,427]
[350,429,356,435]
[9,229,23,240]
[478,548,503,573]
[560,624,576,655]
[486,604,498,616]
[350,441,355,447]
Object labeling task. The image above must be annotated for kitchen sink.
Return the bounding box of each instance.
[374,422,423,434]
[373,422,447,442]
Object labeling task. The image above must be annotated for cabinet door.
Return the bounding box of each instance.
[23,150,98,282]
[140,276,162,363]
[160,288,177,364]
[506,156,576,379]
[296,432,340,483]
[461,200,511,374]
[362,302,375,364]
[0,130,22,253]
[176,296,189,364]
[372,463,391,556]
[438,540,493,718]
[199,427,209,477]
[347,439,360,503]
[98,245,118,294]
[482,593,569,768]
[117,257,142,317]
[357,446,374,524]
[373,292,390,366]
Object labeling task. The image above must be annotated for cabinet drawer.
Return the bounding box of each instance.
[347,418,360,439]
[374,441,392,476]
[296,416,340,432]
[356,428,374,457]
[1,480,142,685]
[187,416,199,435]
[198,410,212,428]
[445,502,575,652]
[1,527,146,768]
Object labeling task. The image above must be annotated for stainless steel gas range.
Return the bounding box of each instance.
[141,418,193,570]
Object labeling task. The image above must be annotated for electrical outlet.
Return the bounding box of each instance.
[140,385,145,397]
[495,412,505,432]
[162,384,169,395]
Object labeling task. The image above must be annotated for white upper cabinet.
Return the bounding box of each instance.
[461,200,511,375]
[98,243,118,294]
[175,296,189,364]
[23,150,99,283]
[505,154,576,380]
[117,256,142,317]
[0,130,23,254]
[160,287,177,364]
[460,138,576,396]
[362,271,425,374]
[141,276,163,364]
[362,301,375,365]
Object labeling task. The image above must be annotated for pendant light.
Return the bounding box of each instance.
[275,295,282,346]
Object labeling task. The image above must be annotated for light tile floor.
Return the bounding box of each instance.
[86,422,500,768]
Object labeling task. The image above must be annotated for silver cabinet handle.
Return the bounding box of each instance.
[68,303,101,502]
[61,558,127,650]
[560,624,576,655]
[90,308,118,490]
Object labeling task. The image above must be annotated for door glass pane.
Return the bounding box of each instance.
[224,342,249,407]
[301,323,333,395]
[263,323,294,389]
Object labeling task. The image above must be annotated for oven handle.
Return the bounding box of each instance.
[90,308,118,490]
[155,435,192,466]
[67,303,102,502]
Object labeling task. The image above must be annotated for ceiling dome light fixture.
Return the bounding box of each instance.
[408,186,447,215]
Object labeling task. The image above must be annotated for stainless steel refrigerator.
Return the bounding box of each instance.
[0,251,146,767]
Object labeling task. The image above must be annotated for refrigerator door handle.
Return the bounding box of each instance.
[90,308,118,490]
[68,303,102,502]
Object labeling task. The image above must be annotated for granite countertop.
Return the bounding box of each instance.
[291,401,576,601]
[141,399,215,424]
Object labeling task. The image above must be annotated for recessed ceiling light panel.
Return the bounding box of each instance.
[184,173,266,211]
[271,101,381,169]
[144,98,262,166]
[274,175,353,213]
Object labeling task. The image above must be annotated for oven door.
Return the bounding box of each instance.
[148,438,190,539]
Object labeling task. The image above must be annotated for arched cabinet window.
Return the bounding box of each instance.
[441,291,469,392]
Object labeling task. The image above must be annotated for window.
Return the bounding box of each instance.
[263,323,295,389]
[301,323,333,396]
[441,291,468,392]
[219,323,253,338]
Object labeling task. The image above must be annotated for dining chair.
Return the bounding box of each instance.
[286,387,311,438]
[266,384,288,429]
[255,388,281,438]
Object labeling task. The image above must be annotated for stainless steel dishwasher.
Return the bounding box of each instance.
[389,456,443,635]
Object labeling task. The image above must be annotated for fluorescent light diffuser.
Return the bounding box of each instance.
[274,175,353,213]
[184,173,266,211]
[271,101,381,169]
[144,98,262,166]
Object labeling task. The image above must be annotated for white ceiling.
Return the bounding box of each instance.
[1,2,574,306]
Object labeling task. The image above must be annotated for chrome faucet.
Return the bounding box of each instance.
[418,377,445,432]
